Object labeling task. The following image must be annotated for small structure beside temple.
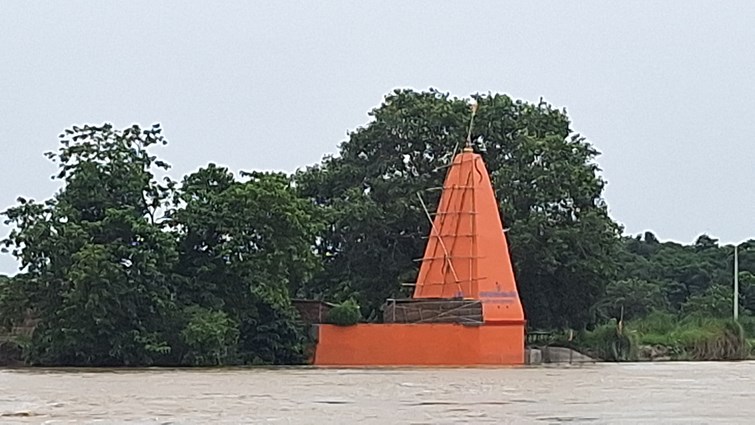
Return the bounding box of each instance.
[291,299,336,326]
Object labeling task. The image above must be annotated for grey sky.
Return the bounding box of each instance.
[2,1,754,274]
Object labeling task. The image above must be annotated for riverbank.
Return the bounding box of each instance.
[4,312,754,366]
[542,313,754,362]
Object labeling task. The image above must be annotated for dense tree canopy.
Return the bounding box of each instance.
[295,89,620,328]
[170,165,323,364]
[0,90,752,366]
[2,124,179,365]
[1,124,319,366]
[610,232,754,320]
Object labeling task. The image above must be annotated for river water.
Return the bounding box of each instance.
[1,362,754,424]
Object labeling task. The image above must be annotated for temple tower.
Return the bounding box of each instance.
[413,146,524,324]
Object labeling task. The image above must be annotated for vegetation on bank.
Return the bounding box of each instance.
[0,89,752,366]
[549,313,752,362]
[544,230,755,362]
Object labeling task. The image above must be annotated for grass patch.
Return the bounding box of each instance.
[628,314,747,361]
[543,312,750,362]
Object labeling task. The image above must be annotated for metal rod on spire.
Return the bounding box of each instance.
[465,99,478,151]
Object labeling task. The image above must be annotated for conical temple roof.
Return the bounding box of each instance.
[413,148,525,323]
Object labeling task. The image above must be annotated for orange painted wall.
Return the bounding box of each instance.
[314,323,524,366]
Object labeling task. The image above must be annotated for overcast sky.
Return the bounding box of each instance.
[2,1,754,274]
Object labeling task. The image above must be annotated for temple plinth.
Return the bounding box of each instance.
[313,147,525,366]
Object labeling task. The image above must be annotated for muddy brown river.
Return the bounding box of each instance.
[1,362,754,424]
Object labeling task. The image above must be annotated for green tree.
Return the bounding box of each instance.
[614,233,737,313]
[2,124,179,366]
[171,165,323,364]
[296,89,620,328]
[694,234,719,252]
[179,306,239,366]
[682,284,733,318]
[733,242,755,277]
[736,271,755,314]
[595,278,667,321]
[0,274,23,331]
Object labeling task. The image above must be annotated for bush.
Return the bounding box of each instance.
[327,300,361,326]
[597,279,667,321]
[737,315,755,338]
[578,319,638,361]
[676,317,746,360]
[682,285,733,318]
[549,320,638,361]
[629,315,748,361]
[0,339,23,366]
[630,311,677,336]
[180,306,240,366]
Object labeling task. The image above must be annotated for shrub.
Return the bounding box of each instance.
[327,299,361,326]
[630,311,677,336]
[578,319,638,361]
[675,317,746,360]
[180,306,240,366]
[550,320,638,361]
[0,339,23,366]
[630,315,748,361]
[737,315,755,338]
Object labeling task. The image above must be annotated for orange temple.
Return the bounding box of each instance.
[313,146,525,366]
[413,147,524,324]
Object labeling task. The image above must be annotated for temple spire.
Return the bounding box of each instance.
[412,145,524,324]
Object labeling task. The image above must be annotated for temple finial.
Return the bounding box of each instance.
[464,99,478,152]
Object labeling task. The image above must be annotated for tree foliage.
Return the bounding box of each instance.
[613,233,753,321]
[2,125,322,366]
[596,278,667,321]
[1,91,753,366]
[171,165,323,364]
[682,285,733,318]
[326,299,361,326]
[3,124,178,365]
[296,89,620,328]
[179,306,239,366]
[0,274,23,330]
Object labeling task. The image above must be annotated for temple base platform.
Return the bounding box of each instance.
[312,323,524,366]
